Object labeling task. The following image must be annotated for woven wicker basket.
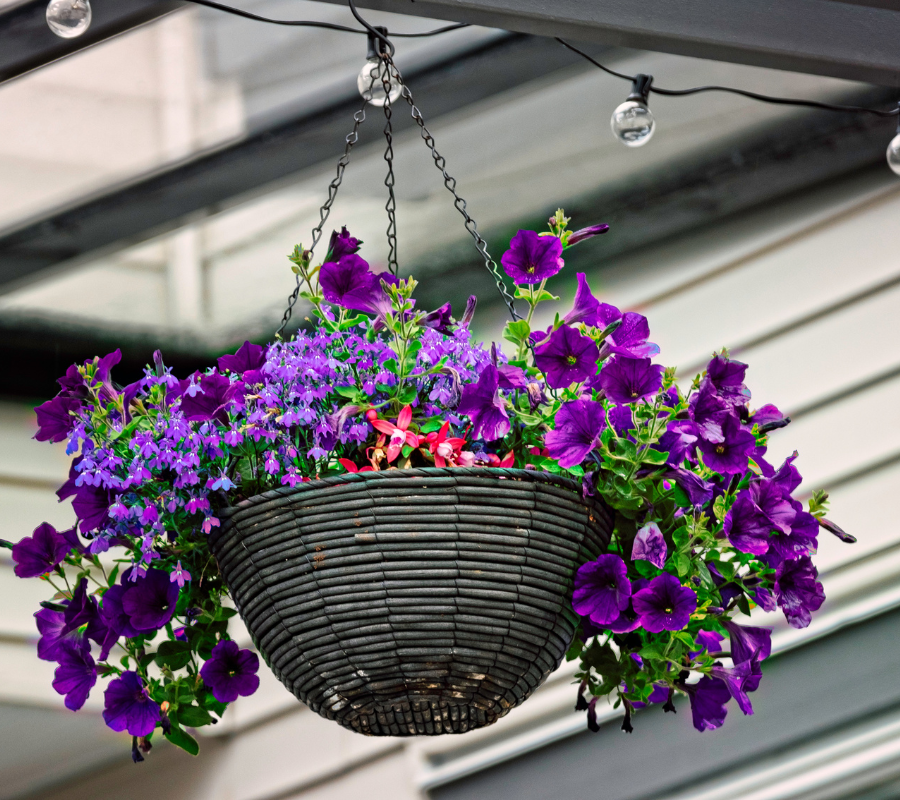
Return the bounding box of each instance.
[209,467,612,736]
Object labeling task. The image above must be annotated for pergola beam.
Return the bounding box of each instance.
[312,0,900,86]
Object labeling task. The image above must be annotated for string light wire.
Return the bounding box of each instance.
[555,38,900,119]
[182,0,469,39]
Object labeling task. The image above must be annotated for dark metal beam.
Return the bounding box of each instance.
[311,0,900,86]
[0,34,609,291]
[0,0,181,85]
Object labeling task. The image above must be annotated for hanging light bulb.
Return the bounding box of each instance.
[46,0,92,38]
[611,74,656,147]
[888,109,900,176]
[357,27,401,108]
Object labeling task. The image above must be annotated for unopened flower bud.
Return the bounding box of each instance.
[568,223,610,246]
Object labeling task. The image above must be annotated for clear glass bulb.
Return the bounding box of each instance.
[357,59,402,108]
[610,100,655,147]
[888,132,900,177]
[46,0,92,38]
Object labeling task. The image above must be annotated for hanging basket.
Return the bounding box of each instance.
[209,468,613,736]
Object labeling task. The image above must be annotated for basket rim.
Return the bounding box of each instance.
[217,467,592,521]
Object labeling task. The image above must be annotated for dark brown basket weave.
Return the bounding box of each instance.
[209,467,612,736]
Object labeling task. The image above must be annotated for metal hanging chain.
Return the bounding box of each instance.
[276,103,368,339]
[383,54,521,322]
[382,67,399,276]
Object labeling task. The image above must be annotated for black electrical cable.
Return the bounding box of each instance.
[182,0,469,39]
[556,38,900,118]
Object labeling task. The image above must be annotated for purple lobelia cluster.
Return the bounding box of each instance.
[8,210,848,758]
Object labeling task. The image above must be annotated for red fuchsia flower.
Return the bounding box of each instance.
[500,230,564,285]
[370,406,419,463]
[337,459,374,473]
[485,451,515,467]
[427,422,467,467]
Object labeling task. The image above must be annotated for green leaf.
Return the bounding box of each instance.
[640,449,668,466]
[155,641,193,671]
[176,705,214,727]
[674,553,692,577]
[398,385,418,405]
[214,607,238,621]
[502,320,531,346]
[164,726,199,756]
[671,485,691,508]
[713,495,728,522]
[582,640,619,676]
[335,386,358,399]
[672,525,691,549]
[382,359,399,375]
[639,645,665,661]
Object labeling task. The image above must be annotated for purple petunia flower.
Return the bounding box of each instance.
[200,640,260,703]
[121,568,179,632]
[572,554,632,626]
[34,395,82,443]
[60,579,106,645]
[218,341,267,384]
[11,522,70,578]
[689,383,731,444]
[670,468,714,507]
[500,230,564,285]
[775,555,825,628]
[319,254,385,313]
[632,573,697,633]
[632,522,667,569]
[682,676,732,731]
[598,357,664,405]
[563,273,606,327]
[35,608,88,662]
[722,620,772,665]
[180,372,245,426]
[606,312,659,359]
[703,354,750,407]
[533,324,600,389]
[544,399,606,468]
[709,658,763,715]
[421,302,454,335]
[697,414,756,475]
[325,226,362,261]
[567,223,609,246]
[658,420,700,466]
[103,671,161,736]
[52,644,97,711]
[690,629,725,657]
[723,491,772,555]
[456,365,510,442]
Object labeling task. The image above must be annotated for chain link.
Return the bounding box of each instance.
[276,103,368,339]
[385,54,521,322]
[381,61,399,276]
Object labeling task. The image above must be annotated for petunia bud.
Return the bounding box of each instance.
[460,295,477,328]
[663,687,676,714]
[568,223,610,246]
[818,517,856,544]
[759,416,791,434]
[131,737,145,763]
[621,700,634,733]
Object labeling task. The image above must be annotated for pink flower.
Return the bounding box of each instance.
[370,406,418,463]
